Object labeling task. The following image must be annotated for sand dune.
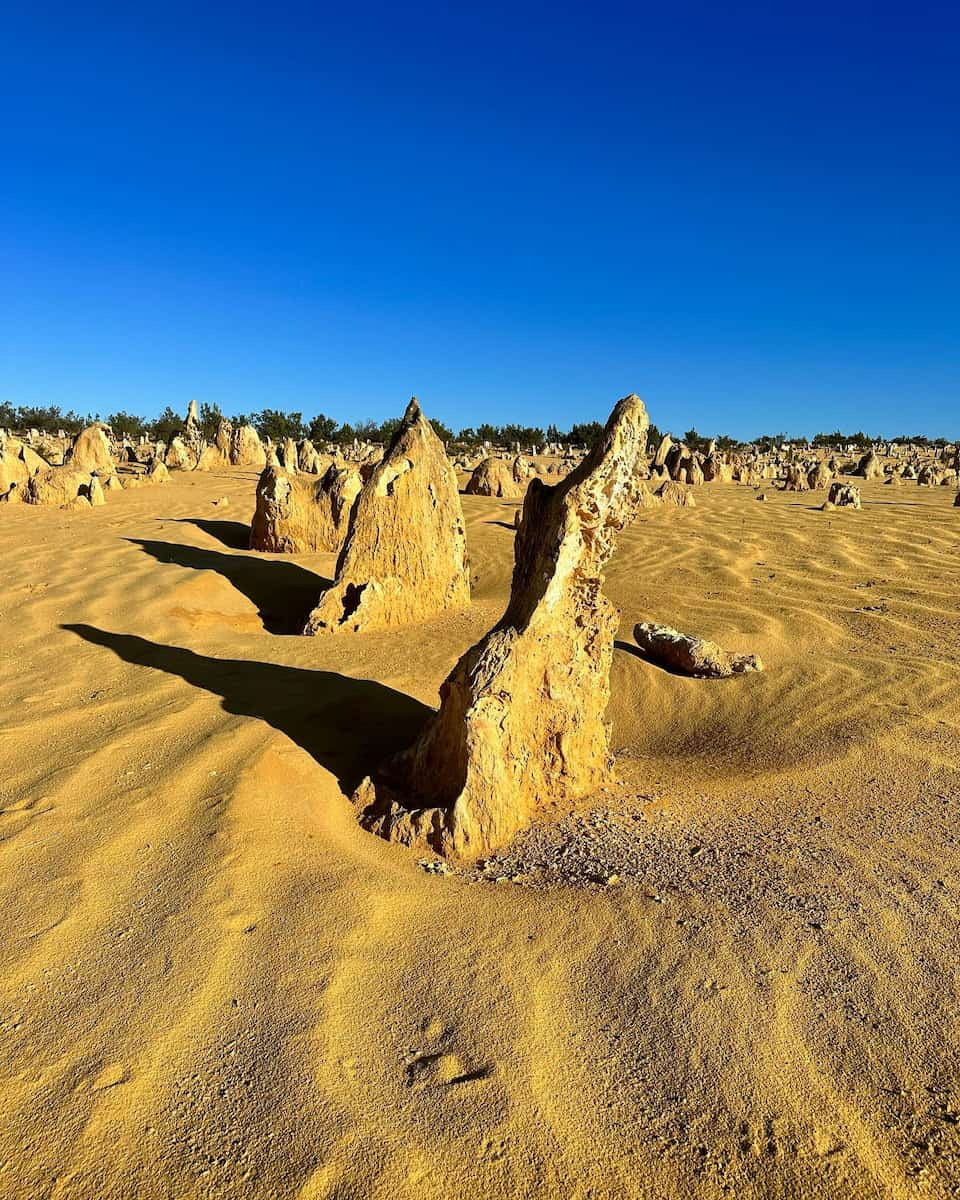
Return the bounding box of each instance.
[2,470,960,1197]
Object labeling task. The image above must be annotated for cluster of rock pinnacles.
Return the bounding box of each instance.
[245,392,771,859]
[252,392,654,857]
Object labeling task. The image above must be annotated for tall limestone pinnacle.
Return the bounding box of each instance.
[303,397,470,635]
[353,393,651,857]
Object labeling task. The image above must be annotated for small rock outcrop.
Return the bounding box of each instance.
[633,622,763,678]
[824,482,862,510]
[64,425,114,474]
[856,449,883,480]
[464,456,525,498]
[230,424,267,468]
[656,480,696,507]
[250,463,362,553]
[352,394,651,858]
[303,399,469,634]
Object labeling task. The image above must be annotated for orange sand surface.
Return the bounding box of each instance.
[2,471,959,1198]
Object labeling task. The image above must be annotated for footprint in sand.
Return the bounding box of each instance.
[403,1050,492,1090]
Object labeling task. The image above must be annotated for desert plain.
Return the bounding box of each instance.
[1,457,959,1199]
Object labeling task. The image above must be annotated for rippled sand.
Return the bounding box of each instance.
[1,471,959,1198]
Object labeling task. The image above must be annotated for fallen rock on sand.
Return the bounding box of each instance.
[633,622,763,678]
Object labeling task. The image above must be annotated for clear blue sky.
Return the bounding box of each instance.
[2,1,957,439]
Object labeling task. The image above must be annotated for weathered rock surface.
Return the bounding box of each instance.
[656,480,697,507]
[352,394,651,858]
[230,424,267,468]
[825,482,861,509]
[250,463,362,553]
[857,449,883,480]
[633,622,763,678]
[64,425,114,474]
[25,468,97,508]
[464,456,525,498]
[303,399,469,634]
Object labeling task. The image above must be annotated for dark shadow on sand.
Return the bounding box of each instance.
[614,639,715,679]
[171,518,251,549]
[127,539,332,634]
[63,624,432,795]
[486,520,517,531]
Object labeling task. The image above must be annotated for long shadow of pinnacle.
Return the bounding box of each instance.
[127,538,332,635]
[63,624,431,795]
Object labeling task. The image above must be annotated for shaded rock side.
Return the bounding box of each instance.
[303,398,469,634]
[633,622,763,678]
[250,463,362,553]
[354,393,651,858]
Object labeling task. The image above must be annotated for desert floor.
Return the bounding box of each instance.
[2,472,959,1199]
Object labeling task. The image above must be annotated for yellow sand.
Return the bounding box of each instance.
[1,471,959,1198]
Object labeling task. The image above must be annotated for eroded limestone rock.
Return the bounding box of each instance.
[64,425,114,474]
[825,482,861,509]
[250,463,361,553]
[633,622,763,678]
[303,399,469,634]
[230,424,267,468]
[352,394,651,858]
[464,456,525,498]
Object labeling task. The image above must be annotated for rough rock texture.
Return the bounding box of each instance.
[279,438,299,472]
[464,456,525,498]
[215,420,233,459]
[653,433,673,469]
[250,463,362,553]
[633,622,763,678]
[954,490,960,507]
[230,425,267,468]
[195,443,227,471]
[352,394,651,858]
[807,461,833,489]
[165,436,195,471]
[25,468,96,508]
[857,449,883,480]
[656,480,697,507]
[303,399,469,635]
[297,440,324,474]
[783,465,808,491]
[826,482,862,509]
[64,425,114,474]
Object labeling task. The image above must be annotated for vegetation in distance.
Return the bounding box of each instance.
[0,402,952,451]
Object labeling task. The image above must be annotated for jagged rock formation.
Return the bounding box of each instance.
[0,437,44,502]
[824,482,862,510]
[230,424,267,468]
[656,480,696,507]
[352,394,651,858]
[783,465,808,491]
[297,439,324,474]
[857,449,883,480]
[464,456,525,498]
[807,461,833,489]
[653,433,673,469]
[303,399,469,634]
[278,438,299,472]
[633,622,763,678]
[25,468,99,508]
[165,436,195,470]
[64,425,114,474]
[250,463,362,553]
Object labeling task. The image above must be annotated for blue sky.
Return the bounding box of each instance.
[2,1,957,438]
